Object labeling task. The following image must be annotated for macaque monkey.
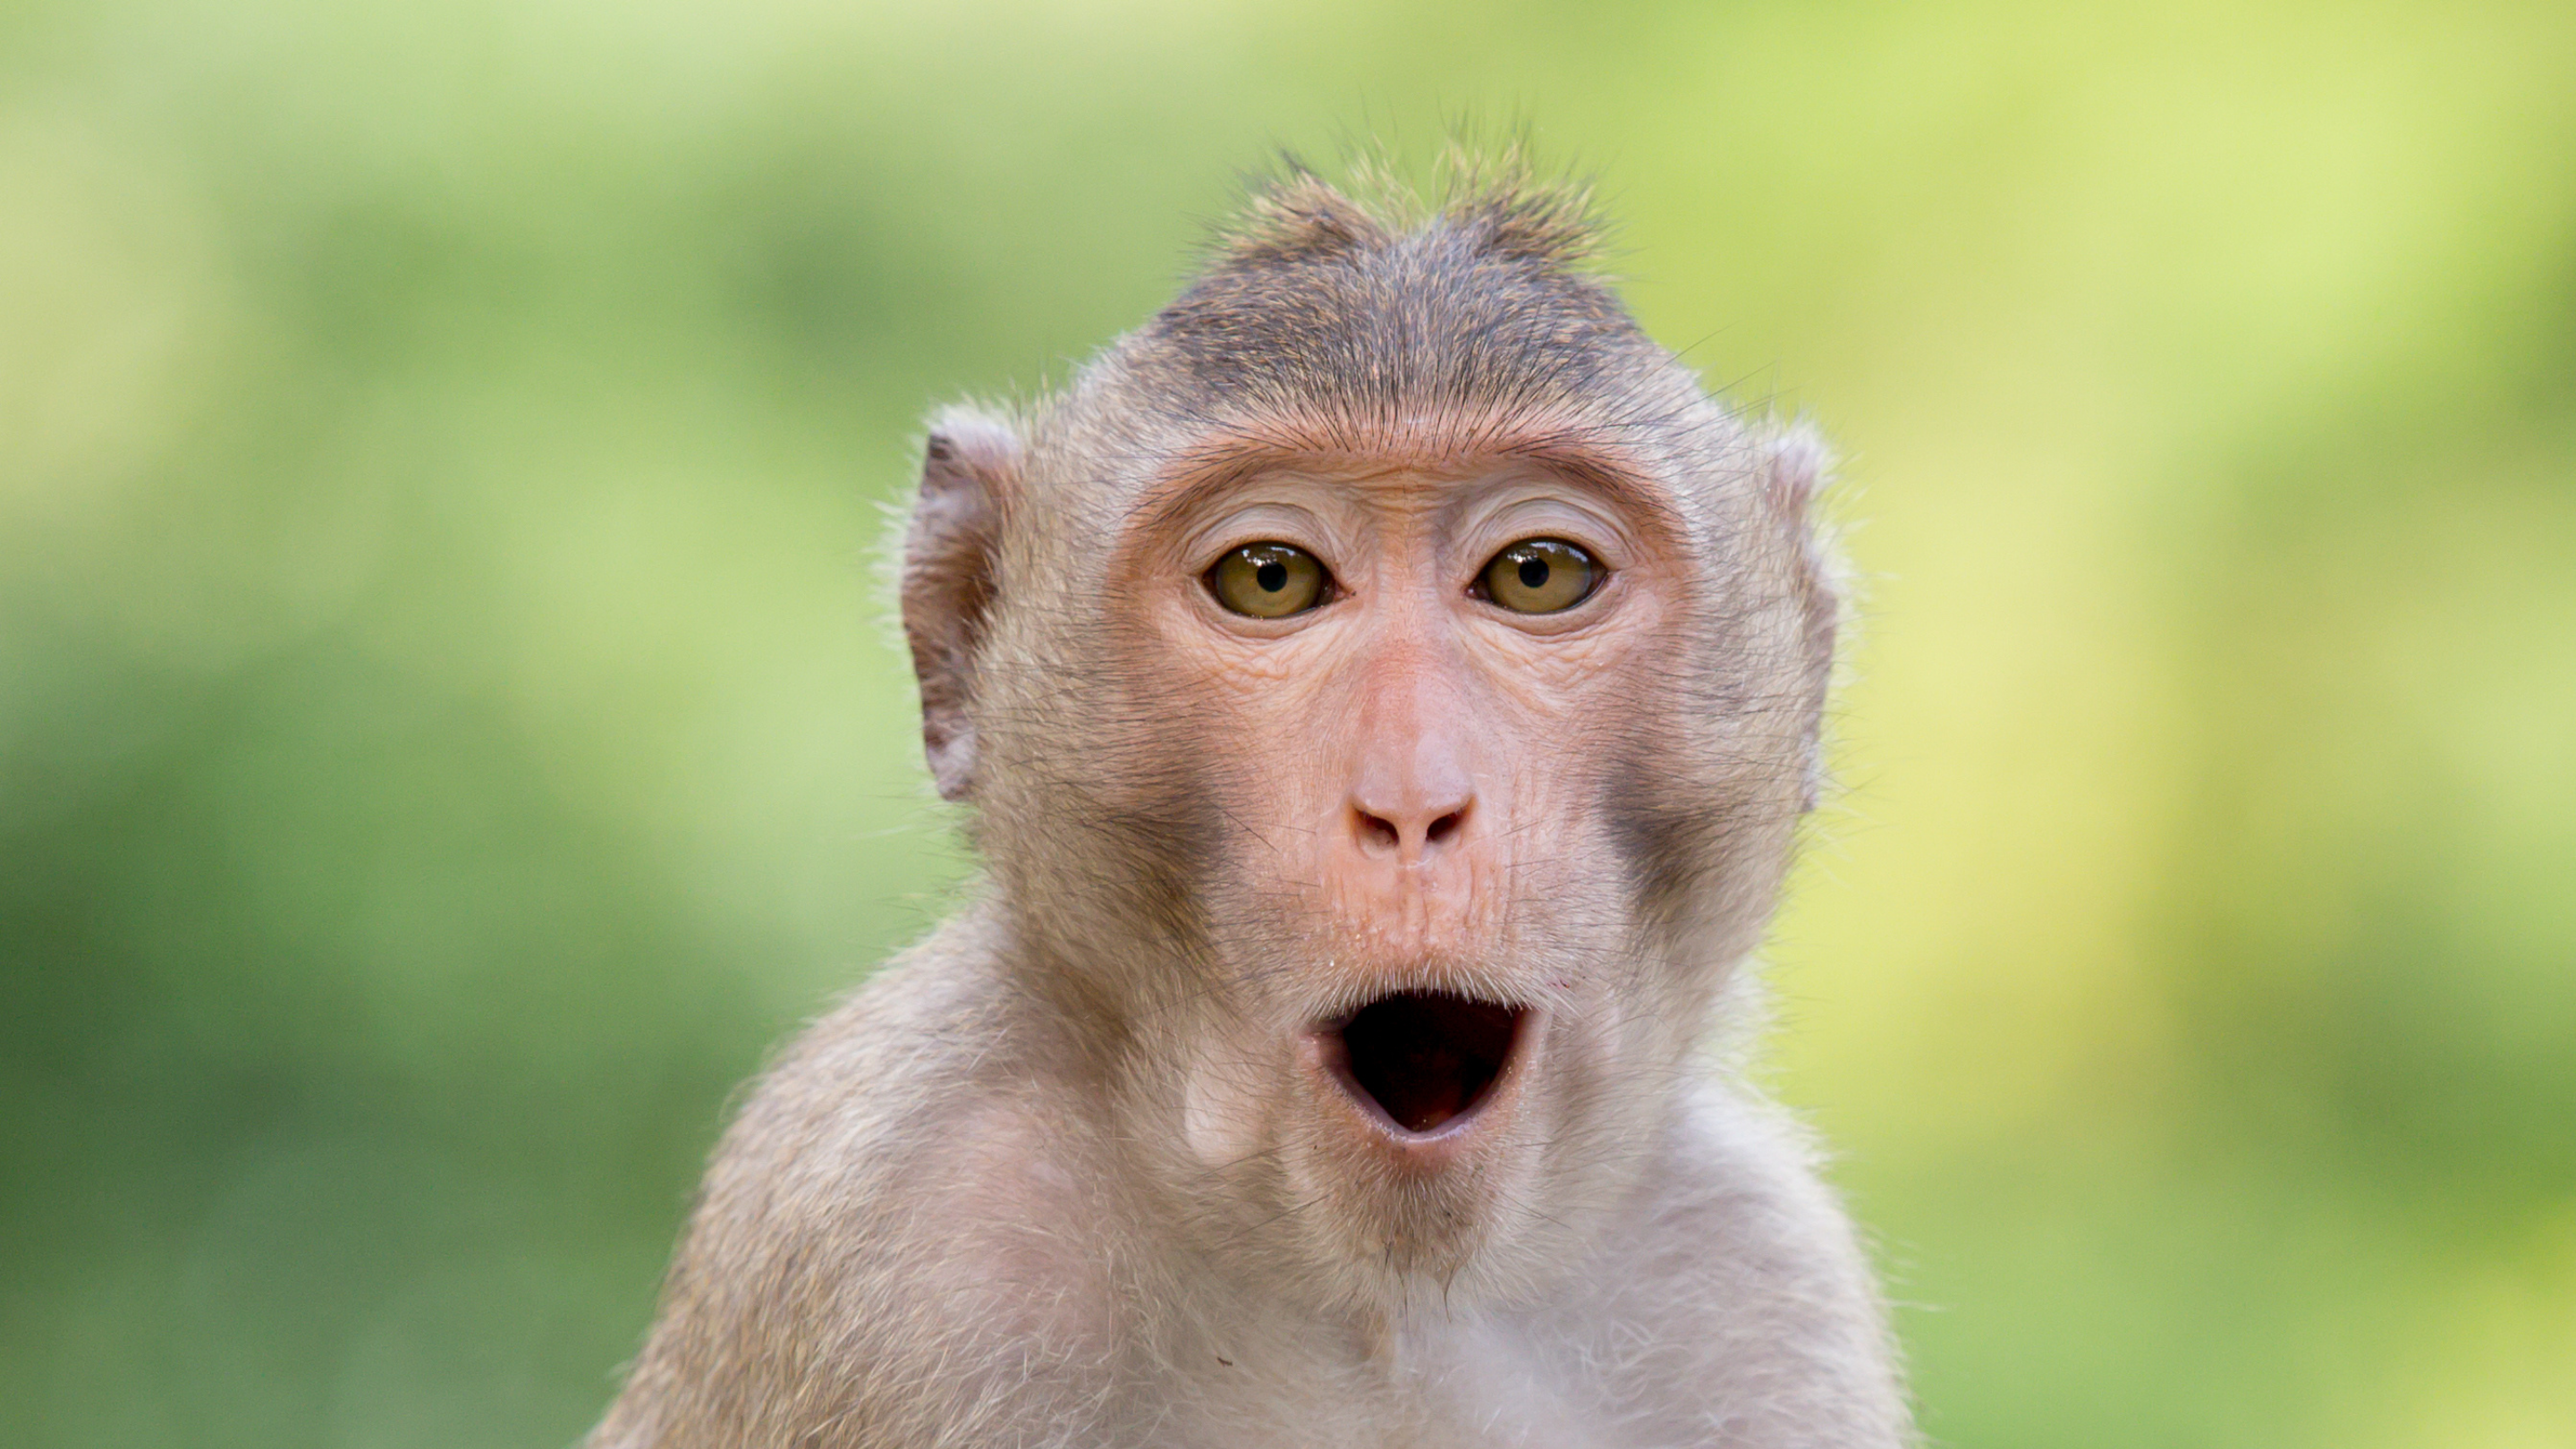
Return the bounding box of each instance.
[590,162,1911,1447]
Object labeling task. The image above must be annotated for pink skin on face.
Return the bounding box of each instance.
[1123,454,1684,1150]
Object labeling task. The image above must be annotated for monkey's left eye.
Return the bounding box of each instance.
[1479,538,1601,614]
[1208,542,1329,618]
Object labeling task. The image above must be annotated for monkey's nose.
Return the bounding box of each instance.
[1345,658,1477,866]
[1348,790,1472,865]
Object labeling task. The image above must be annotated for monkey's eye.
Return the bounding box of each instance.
[1208,542,1329,619]
[1479,538,1601,614]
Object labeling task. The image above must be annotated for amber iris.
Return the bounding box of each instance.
[1481,538,1600,614]
[1209,542,1328,618]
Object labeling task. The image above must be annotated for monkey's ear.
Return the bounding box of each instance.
[902,407,1021,801]
[1762,420,1842,814]
[1761,420,1830,518]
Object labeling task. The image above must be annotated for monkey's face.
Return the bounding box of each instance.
[1124,457,1677,980]
[901,192,1836,1307]
[1055,446,1814,1301]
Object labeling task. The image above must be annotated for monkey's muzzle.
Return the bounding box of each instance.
[1314,992,1528,1137]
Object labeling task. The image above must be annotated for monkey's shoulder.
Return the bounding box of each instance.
[602,928,1121,1445]
[705,917,1112,1281]
[1536,1080,1910,1445]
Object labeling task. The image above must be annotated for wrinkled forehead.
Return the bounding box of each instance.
[1119,426,1692,549]
[1049,352,1741,547]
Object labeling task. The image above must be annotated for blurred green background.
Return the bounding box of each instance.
[4,0,2572,1445]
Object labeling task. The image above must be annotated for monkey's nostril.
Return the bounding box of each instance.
[1424,810,1464,845]
[1356,811,1402,852]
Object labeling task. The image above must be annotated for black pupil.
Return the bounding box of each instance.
[1517,556,1550,589]
[1255,559,1288,593]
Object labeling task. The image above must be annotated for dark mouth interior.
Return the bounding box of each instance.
[1329,992,1525,1134]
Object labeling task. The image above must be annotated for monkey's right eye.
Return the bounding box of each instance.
[1208,542,1328,619]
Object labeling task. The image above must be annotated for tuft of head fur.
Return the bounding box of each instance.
[1143,157,1643,430]
[1209,149,1606,275]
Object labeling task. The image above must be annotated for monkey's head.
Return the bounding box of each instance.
[900,168,1838,1312]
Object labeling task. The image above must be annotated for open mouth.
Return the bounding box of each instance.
[1318,992,1528,1136]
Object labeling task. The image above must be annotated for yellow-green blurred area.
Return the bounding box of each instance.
[4,0,2572,1443]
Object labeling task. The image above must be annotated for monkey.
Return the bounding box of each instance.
[588,159,1912,1448]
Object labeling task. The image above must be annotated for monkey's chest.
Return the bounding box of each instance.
[1142,1315,1618,1449]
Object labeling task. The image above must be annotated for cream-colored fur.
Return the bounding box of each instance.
[594,901,1907,1448]
[590,165,1911,1448]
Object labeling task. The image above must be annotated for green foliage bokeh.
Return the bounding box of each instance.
[3,2,2572,1445]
